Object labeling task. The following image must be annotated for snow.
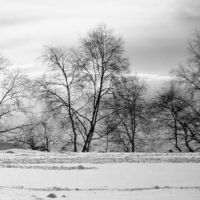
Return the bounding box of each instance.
[0,188,200,200]
[0,149,200,199]
[1,163,199,189]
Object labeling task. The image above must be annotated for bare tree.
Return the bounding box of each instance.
[36,25,129,152]
[151,81,200,152]
[35,48,80,152]
[16,113,62,151]
[175,31,200,91]
[0,57,28,136]
[76,25,129,152]
[151,83,184,152]
[107,75,147,152]
[169,30,200,151]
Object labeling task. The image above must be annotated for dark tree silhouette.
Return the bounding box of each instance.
[109,75,147,152]
[36,25,129,152]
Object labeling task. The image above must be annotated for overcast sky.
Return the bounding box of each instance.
[0,0,200,80]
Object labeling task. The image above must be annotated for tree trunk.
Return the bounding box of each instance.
[68,108,77,152]
[174,119,182,152]
[82,125,95,152]
[105,133,109,152]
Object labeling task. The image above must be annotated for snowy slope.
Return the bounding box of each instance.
[0,150,199,200]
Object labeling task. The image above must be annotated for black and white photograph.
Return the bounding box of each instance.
[0,0,200,199]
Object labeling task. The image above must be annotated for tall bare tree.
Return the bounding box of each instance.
[35,48,81,152]
[107,75,147,152]
[36,25,129,152]
[77,25,129,151]
[171,30,200,151]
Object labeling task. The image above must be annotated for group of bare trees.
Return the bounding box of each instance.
[0,57,28,136]
[103,76,148,152]
[150,32,200,152]
[34,25,129,152]
[0,25,200,152]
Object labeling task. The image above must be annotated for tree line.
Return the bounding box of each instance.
[0,25,200,152]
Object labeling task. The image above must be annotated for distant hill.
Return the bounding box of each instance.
[0,142,26,150]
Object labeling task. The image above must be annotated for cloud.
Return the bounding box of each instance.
[137,73,172,81]
[126,73,172,95]
[172,0,200,24]
[124,0,200,74]
[0,16,41,26]
[0,0,199,78]
[178,10,200,22]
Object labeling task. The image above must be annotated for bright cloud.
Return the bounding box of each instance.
[0,0,199,80]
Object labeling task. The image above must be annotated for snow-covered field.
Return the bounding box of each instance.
[0,150,200,200]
